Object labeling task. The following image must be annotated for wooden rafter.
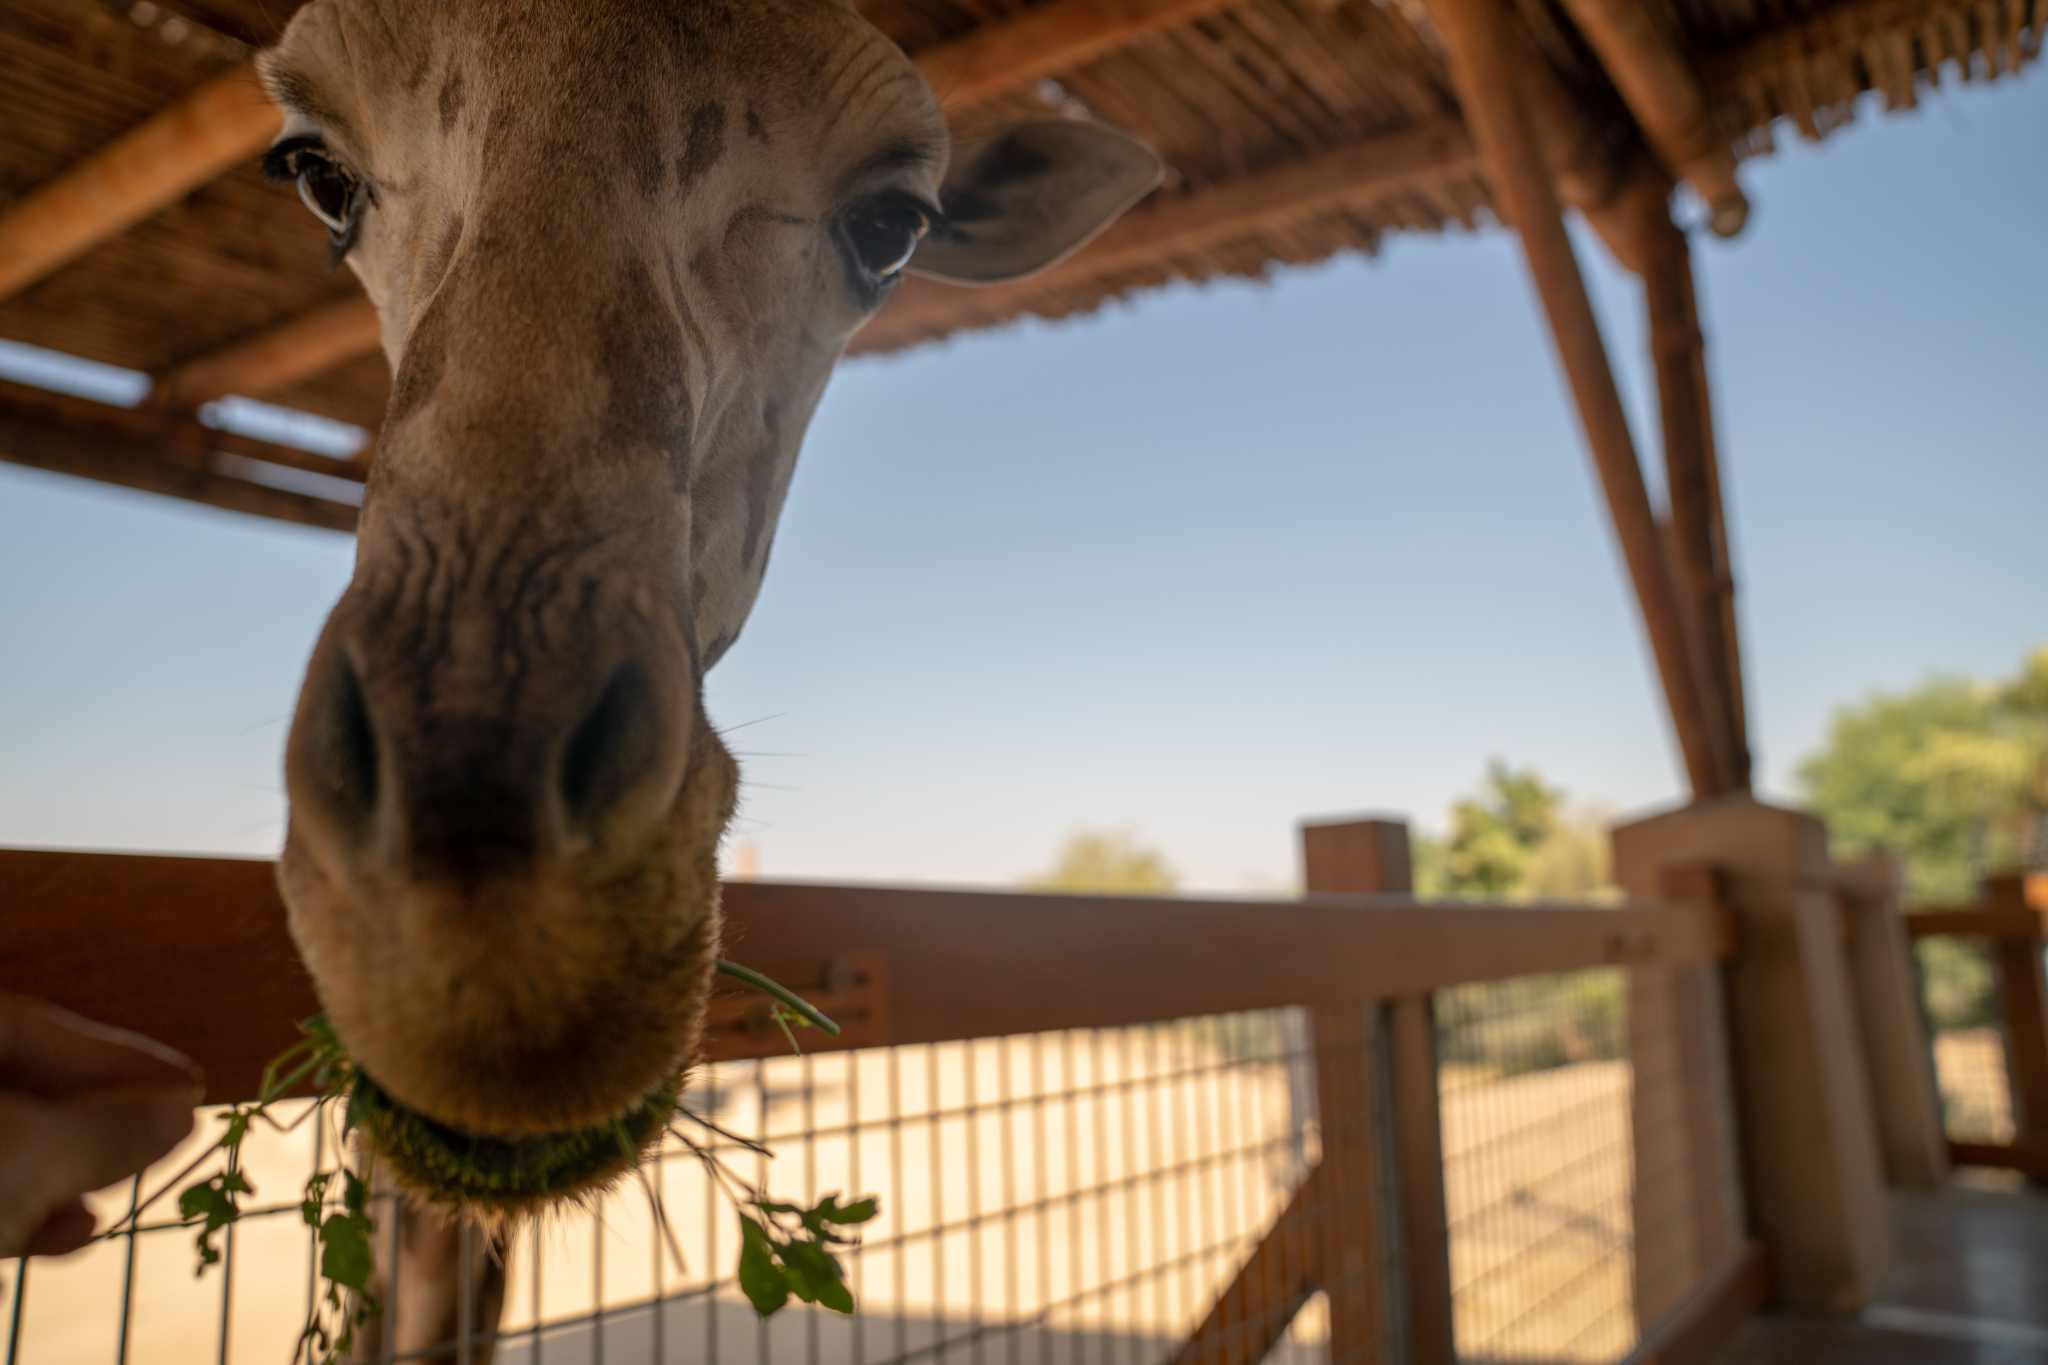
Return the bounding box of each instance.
[148,293,383,412]
[915,0,1248,109]
[1420,0,1740,797]
[0,378,361,532]
[0,64,281,304]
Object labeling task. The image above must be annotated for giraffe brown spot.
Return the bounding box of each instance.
[674,103,727,195]
[437,67,465,131]
[597,257,692,481]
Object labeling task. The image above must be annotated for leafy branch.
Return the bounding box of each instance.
[100,958,874,1360]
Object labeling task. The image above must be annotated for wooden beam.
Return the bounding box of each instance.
[148,293,384,412]
[1554,0,1749,235]
[0,849,1735,1103]
[1699,0,2040,93]
[1421,0,1735,799]
[856,119,1478,353]
[0,377,361,533]
[912,0,1247,110]
[1629,176,1748,790]
[0,64,281,303]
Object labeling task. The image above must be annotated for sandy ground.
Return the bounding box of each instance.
[4,1027,1642,1365]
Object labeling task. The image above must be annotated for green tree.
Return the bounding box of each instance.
[1026,828,1178,894]
[1794,650,2048,902]
[1414,761,1617,901]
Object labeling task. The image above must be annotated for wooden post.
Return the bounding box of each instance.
[1629,865,1747,1330]
[1613,799,1892,1312]
[1420,0,1735,800]
[1388,993,1456,1365]
[1986,875,2048,1138]
[1301,818,1407,1365]
[1835,856,1950,1187]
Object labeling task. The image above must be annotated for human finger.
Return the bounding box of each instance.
[0,991,202,1099]
[0,1085,198,1258]
[21,1200,97,1257]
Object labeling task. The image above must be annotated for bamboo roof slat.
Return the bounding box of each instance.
[0,0,2036,452]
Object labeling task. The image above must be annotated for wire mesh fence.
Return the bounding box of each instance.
[3,1012,1351,1365]
[1433,971,1636,1365]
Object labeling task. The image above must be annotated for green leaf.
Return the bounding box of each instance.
[737,1222,790,1317]
[319,1212,376,1292]
[816,1195,878,1225]
[781,1240,852,1313]
[301,1171,332,1227]
[342,1168,370,1218]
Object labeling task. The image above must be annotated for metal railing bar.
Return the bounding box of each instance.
[116,1172,141,1365]
[6,1258,26,1365]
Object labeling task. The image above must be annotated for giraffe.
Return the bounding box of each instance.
[257,0,1159,1355]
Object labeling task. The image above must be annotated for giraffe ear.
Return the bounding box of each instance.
[909,119,1163,284]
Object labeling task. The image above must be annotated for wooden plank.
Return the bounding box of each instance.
[858,120,1478,354]
[0,849,1737,1103]
[148,293,384,413]
[913,0,1247,109]
[1420,0,1735,799]
[1553,0,1749,234]
[1949,1135,2048,1179]
[1388,993,1454,1365]
[0,64,281,302]
[0,378,360,532]
[1904,908,2046,940]
[1622,1242,1771,1365]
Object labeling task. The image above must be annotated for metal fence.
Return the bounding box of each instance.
[1435,972,1634,1365]
[1,852,1752,1365]
[5,1014,1352,1365]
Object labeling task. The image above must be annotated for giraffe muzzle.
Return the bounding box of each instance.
[278,586,737,1141]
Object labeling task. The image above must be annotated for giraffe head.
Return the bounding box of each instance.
[265,0,1158,1142]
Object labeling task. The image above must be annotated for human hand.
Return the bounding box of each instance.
[0,991,204,1258]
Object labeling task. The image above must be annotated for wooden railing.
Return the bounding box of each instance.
[4,799,1930,1365]
[1905,873,2048,1178]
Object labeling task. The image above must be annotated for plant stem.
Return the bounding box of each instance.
[714,960,841,1035]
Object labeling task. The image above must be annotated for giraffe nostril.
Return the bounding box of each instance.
[309,650,380,828]
[559,663,659,829]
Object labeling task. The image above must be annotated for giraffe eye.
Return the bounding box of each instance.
[844,200,930,282]
[296,157,358,232]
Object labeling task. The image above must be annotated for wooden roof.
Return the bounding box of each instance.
[0,0,2039,516]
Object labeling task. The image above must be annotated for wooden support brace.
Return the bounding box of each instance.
[0,64,281,303]
[1421,0,1735,798]
[1629,178,1749,791]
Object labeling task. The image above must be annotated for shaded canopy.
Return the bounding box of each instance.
[1,0,2037,437]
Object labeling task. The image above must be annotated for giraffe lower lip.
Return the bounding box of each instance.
[351,1067,681,1211]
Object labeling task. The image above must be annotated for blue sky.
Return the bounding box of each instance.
[1,75,2042,891]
